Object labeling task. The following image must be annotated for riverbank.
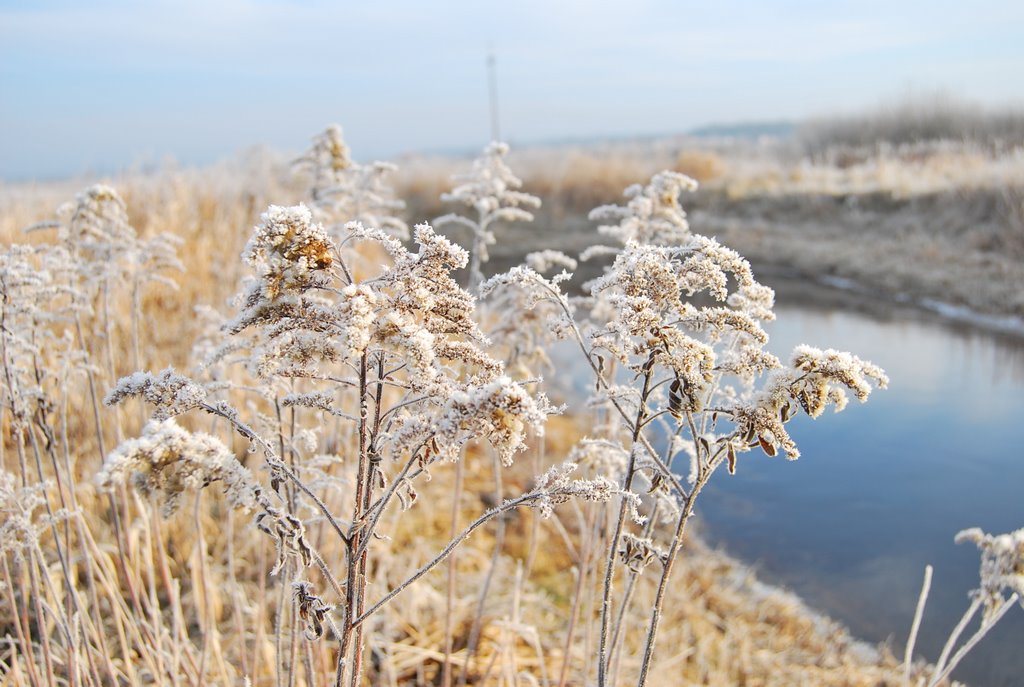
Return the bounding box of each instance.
[692,188,1024,325]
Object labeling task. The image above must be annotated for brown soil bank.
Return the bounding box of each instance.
[688,188,1024,321]
[466,185,1024,325]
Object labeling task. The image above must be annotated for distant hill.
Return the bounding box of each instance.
[687,121,796,139]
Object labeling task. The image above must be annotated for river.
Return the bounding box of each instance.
[695,275,1024,687]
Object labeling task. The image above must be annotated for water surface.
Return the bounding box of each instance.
[697,280,1024,687]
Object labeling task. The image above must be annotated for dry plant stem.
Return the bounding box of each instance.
[608,502,662,686]
[225,509,251,678]
[146,507,183,685]
[353,352,372,687]
[22,404,90,675]
[1,413,62,685]
[3,555,43,687]
[354,493,539,626]
[144,509,172,683]
[597,368,653,686]
[100,286,123,442]
[193,496,212,687]
[352,447,425,560]
[356,353,387,683]
[73,312,109,458]
[75,508,144,686]
[141,509,170,682]
[275,562,289,687]
[442,458,465,687]
[477,648,502,686]
[933,596,981,677]
[457,451,507,687]
[24,546,56,687]
[522,438,545,579]
[928,593,1019,687]
[557,504,601,687]
[609,425,683,675]
[72,309,141,670]
[288,595,300,687]
[59,376,121,687]
[29,538,82,687]
[339,352,371,687]
[303,640,317,687]
[905,564,933,683]
[635,448,716,687]
[255,532,270,679]
[198,402,352,548]
[548,286,689,498]
[131,281,145,428]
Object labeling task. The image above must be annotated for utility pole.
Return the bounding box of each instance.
[487,46,501,143]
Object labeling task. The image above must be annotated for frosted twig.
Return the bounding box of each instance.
[904,565,932,682]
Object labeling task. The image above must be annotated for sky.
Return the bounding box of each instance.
[2,0,1023,180]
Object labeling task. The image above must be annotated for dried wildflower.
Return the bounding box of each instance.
[524,249,578,274]
[397,375,552,466]
[53,184,136,260]
[436,142,541,291]
[336,283,378,358]
[97,419,258,515]
[301,124,353,181]
[295,125,409,240]
[104,367,208,419]
[242,204,333,301]
[955,527,1024,619]
[532,462,618,519]
[0,244,86,432]
[731,402,802,461]
[382,225,473,323]
[294,581,334,640]
[0,471,50,558]
[619,533,666,574]
[256,506,314,574]
[37,184,183,293]
[789,345,889,414]
[588,170,698,247]
[589,241,730,401]
[480,264,577,377]
[729,346,886,462]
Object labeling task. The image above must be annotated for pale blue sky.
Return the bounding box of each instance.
[2,0,1023,180]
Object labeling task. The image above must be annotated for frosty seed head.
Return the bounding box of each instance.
[97,419,259,515]
[243,204,334,300]
[956,527,1024,619]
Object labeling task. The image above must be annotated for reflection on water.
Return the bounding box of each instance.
[698,278,1024,687]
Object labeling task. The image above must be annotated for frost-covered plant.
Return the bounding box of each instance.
[26,184,183,381]
[294,124,409,240]
[956,527,1024,616]
[0,243,102,685]
[482,252,578,380]
[97,419,259,515]
[0,244,85,442]
[587,170,699,248]
[484,170,887,686]
[436,142,541,292]
[102,202,625,686]
[38,184,183,294]
[903,527,1024,686]
[0,470,56,559]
